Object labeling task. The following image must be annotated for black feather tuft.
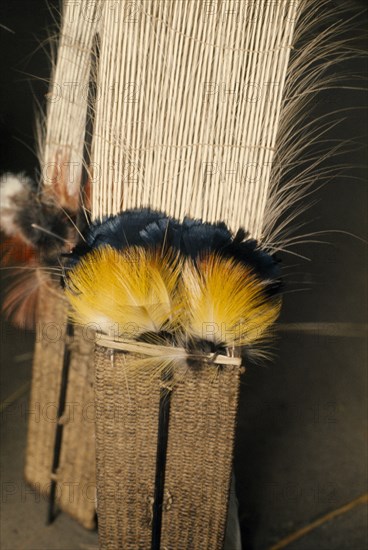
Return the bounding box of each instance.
[68,208,282,292]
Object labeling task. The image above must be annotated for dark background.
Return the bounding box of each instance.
[0,1,367,549]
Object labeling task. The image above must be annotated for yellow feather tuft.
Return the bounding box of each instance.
[65,247,280,353]
[179,254,281,348]
[65,245,183,336]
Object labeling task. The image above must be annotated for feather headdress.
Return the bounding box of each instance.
[2,0,361,343]
[3,1,364,545]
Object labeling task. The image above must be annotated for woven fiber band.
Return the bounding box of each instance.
[25,287,96,529]
[94,338,243,549]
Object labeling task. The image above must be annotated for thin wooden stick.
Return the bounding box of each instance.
[269,493,368,550]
